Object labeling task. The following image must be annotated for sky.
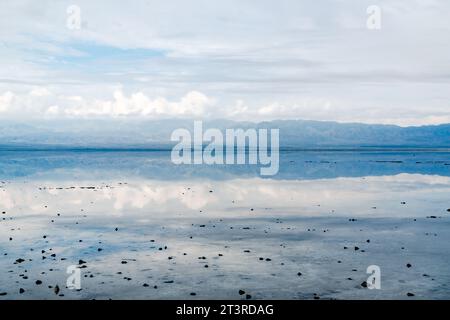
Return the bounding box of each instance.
[0,0,449,126]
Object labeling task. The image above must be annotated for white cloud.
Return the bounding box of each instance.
[1,87,449,126]
[30,87,51,97]
[0,91,14,113]
[0,88,215,119]
[0,0,449,125]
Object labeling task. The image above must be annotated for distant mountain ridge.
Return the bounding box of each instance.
[0,119,449,148]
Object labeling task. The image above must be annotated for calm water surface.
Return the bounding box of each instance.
[0,150,449,299]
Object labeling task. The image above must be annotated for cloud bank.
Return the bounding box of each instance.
[0,0,449,126]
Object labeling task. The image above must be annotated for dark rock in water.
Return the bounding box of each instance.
[19,288,25,294]
[354,246,360,251]
[0,292,7,296]
[164,280,174,284]
[406,263,412,268]
[15,258,25,264]
[121,261,127,264]
[361,281,368,288]
[78,260,86,265]
[427,216,437,219]
[297,272,302,276]
[35,280,42,285]
[407,292,415,297]
[246,294,252,299]
[190,292,196,296]
[54,285,60,295]
[239,290,245,295]
[143,283,149,287]
[447,209,450,212]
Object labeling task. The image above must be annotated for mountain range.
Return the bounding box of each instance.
[0,119,449,149]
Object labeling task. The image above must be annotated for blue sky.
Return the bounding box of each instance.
[0,0,449,125]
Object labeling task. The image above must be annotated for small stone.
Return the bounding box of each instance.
[238,290,245,295]
[407,292,415,297]
[19,288,25,294]
[361,281,368,288]
[35,280,42,285]
[406,263,412,268]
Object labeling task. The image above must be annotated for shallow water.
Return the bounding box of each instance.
[0,150,449,299]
